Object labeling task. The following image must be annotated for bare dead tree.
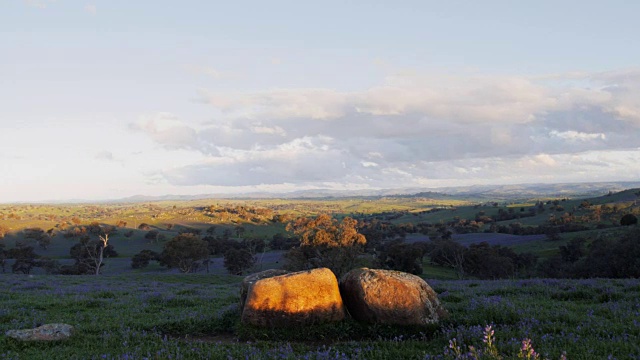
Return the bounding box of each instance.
[79,229,111,275]
[94,233,109,275]
[439,246,466,279]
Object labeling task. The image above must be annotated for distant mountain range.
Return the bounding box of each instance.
[14,181,639,205]
[102,181,640,204]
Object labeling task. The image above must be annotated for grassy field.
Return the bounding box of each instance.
[2,192,640,358]
[1,274,639,359]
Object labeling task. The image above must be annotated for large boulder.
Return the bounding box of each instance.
[339,268,447,325]
[5,323,74,341]
[241,268,346,327]
[240,269,290,309]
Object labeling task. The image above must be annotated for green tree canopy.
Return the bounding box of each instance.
[223,248,255,275]
[160,233,209,273]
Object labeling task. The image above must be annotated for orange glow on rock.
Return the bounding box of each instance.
[241,268,346,327]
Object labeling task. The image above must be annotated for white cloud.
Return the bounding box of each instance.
[186,65,237,80]
[162,136,357,186]
[527,154,558,167]
[95,151,114,161]
[84,3,97,15]
[200,67,223,79]
[200,88,349,120]
[132,69,640,190]
[249,124,287,136]
[23,0,55,9]
[196,70,640,138]
[550,130,606,142]
[131,113,201,151]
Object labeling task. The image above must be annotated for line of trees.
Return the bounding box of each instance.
[2,205,638,279]
[540,226,640,278]
[425,239,538,279]
[130,226,262,275]
[0,225,118,275]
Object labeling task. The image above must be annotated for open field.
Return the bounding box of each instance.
[1,274,639,359]
[0,197,469,231]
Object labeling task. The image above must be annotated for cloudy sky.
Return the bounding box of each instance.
[2,1,640,202]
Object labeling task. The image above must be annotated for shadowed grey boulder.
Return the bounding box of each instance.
[340,268,447,325]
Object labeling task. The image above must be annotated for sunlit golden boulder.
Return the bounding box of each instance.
[241,268,346,327]
[240,269,290,309]
[339,268,447,325]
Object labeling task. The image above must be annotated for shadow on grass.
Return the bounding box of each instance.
[155,303,442,344]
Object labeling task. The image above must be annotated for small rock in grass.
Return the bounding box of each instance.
[5,323,74,341]
[340,268,447,325]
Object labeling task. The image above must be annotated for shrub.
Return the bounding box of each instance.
[223,248,255,275]
[159,234,209,273]
[131,250,160,269]
[620,213,638,226]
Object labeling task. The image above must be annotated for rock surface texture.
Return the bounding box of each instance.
[241,267,346,327]
[339,268,447,325]
[240,269,290,309]
[5,323,74,341]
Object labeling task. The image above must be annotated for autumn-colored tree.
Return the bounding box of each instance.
[592,206,602,222]
[287,214,366,248]
[284,214,366,277]
[65,226,87,238]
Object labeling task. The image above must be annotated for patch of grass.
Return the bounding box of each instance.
[236,319,439,343]
[550,289,594,301]
[422,263,459,280]
[91,290,117,299]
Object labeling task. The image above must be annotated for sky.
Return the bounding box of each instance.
[1,0,640,203]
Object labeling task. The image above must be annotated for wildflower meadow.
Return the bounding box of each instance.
[1,274,639,359]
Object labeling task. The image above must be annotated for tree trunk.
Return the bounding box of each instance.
[95,234,108,275]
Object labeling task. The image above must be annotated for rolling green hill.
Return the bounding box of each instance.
[1,187,639,276]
